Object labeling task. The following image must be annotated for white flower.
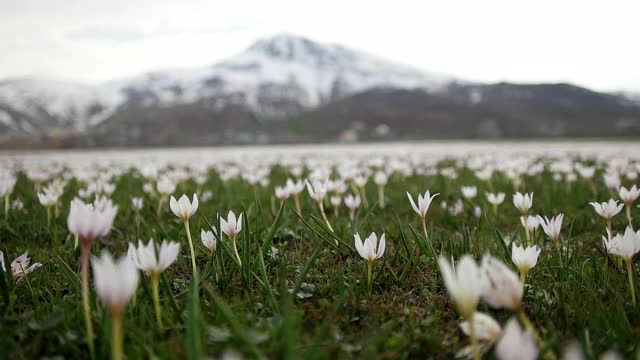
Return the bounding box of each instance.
[407,190,439,218]
[67,197,118,243]
[330,196,342,207]
[486,192,505,206]
[91,251,139,313]
[344,194,361,210]
[474,206,482,219]
[513,192,533,214]
[285,178,305,195]
[373,171,388,186]
[354,232,386,262]
[274,186,290,201]
[619,185,640,205]
[169,194,198,221]
[520,215,540,232]
[131,197,144,211]
[495,318,538,360]
[156,177,176,196]
[461,186,477,200]
[437,255,485,319]
[306,180,328,202]
[481,255,523,311]
[538,214,564,242]
[459,312,502,342]
[201,228,218,252]
[590,199,624,221]
[0,176,16,197]
[128,239,180,276]
[604,227,640,261]
[37,189,59,206]
[511,243,541,274]
[0,251,42,281]
[603,172,621,190]
[220,210,243,238]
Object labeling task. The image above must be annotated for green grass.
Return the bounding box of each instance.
[0,164,638,359]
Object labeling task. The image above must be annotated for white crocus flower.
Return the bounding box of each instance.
[128,239,180,276]
[0,251,42,281]
[407,190,439,219]
[169,193,199,278]
[619,185,639,227]
[513,192,533,215]
[201,228,218,253]
[221,210,244,266]
[128,239,179,327]
[354,232,386,291]
[169,193,198,222]
[461,186,477,200]
[604,227,640,305]
[590,199,624,232]
[344,193,361,220]
[511,243,541,283]
[538,214,564,245]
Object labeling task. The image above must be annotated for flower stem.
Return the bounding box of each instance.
[184,220,198,278]
[378,186,385,209]
[359,185,369,209]
[422,218,436,258]
[518,310,542,344]
[4,194,9,219]
[231,236,242,267]
[626,259,636,306]
[318,201,334,232]
[468,313,480,360]
[520,269,528,285]
[80,243,95,360]
[366,261,372,293]
[293,194,302,216]
[111,311,123,360]
[151,274,162,328]
[46,206,51,227]
[626,205,633,230]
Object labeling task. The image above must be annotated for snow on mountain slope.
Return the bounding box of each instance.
[0,34,452,133]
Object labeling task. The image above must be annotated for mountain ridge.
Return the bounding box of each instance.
[1,34,639,147]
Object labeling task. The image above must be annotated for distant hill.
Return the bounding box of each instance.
[1,34,639,148]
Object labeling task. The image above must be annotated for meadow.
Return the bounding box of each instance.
[1,142,639,359]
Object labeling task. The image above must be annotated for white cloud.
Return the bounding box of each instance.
[1,0,639,92]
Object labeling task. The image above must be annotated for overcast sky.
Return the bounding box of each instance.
[1,0,638,92]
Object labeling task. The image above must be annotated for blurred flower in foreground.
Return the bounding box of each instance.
[67,196,118,359]
[495,318,538,360]
[92,251,139,360]
[457,312,502,359]
[438,255,485,360]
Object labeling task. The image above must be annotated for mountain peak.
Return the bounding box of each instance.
[246,34,356,66]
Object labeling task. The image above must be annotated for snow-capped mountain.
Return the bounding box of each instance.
[0,34,452,136]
